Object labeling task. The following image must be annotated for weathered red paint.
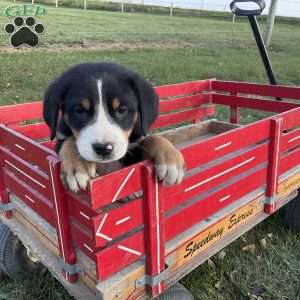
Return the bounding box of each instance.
[0,80,299,296]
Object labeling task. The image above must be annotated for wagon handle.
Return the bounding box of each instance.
[230,0,282,100]
[230,0,266,16]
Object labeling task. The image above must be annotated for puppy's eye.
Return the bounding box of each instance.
[116,106,128,116]
[74,105,85,114]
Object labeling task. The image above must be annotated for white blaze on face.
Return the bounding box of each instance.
[76,79,128,162]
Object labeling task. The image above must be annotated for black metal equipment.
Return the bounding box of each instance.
[230,0,279,88]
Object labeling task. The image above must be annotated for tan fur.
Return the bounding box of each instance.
[59,136,97,192]
[112,98,120,110]
[122,113,138,140]
[141,135,185,185]
[81,98,91,110]
[70,128,80,139]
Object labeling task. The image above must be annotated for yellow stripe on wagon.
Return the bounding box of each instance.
[278,171,300,197]
[168,196,263,267]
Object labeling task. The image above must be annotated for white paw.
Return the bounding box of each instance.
[61,162,97,193]
[156,163,185,186]
[155,146,185,186]
[64,170,90,193]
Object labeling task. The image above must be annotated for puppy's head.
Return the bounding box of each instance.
[43,63,158,163]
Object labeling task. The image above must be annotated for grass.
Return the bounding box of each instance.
[0,1,300,299]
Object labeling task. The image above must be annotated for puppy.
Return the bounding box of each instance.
[43,63,185,192]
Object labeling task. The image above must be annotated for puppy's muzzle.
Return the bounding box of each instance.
[92,143,113,157]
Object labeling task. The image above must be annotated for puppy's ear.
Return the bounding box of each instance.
[43,77,67,140]
[130,74,159,142]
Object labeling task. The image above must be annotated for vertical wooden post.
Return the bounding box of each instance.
[170,2,173,17]
[0,160,12,219]
[84,0,87,9]
[121,0,124,13]
[265,118,282,214]
[264,0,278,48]
[0,134,12,219]
[55,0,58,8]
[47,156,79,282]
[230,93,240,124]
[31,0,34,4]
[142,164,166,298]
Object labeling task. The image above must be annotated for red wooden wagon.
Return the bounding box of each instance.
[0,79,300,299]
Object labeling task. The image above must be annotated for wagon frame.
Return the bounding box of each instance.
[1,79,300,299]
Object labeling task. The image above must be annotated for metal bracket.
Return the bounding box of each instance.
[0,202,14,212]
[58,258,84,276]
[264,195,279,205]
[135,268,169,288]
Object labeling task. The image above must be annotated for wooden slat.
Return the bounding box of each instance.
[40,140,55,150]
[151,106,215,130]
[0,146,50,198]
[165,166,267,241]
[155,80,212,99]
[72,222,145,281]
[212,80,300,100]
[281,127,300,152]
[180,119,270,171]
[163,143,269,212]
[15,122,50,140]
[0,125,55,171]
[3,169,55,226]
[159,94,210,114]
[68,197,98,228]
[88,165,143,210]
[0,101,43,125]
[95,230,144,280]
[213,94,299,112]
[279,147,300,175]
[92,198,143,248]
[281,108,300,131]
[71,222,95,260]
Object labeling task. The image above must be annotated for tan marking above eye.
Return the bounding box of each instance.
[123,113,138,139]
[81,98,91,110]
[70,128,80,139]
[112,98,121,110]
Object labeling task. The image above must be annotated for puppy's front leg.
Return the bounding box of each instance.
[141,136,185,185]
[59,136,97,192]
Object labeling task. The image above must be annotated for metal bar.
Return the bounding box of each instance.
[248,15,277,86]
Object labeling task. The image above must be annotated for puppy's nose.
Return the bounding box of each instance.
[92,143,113,156]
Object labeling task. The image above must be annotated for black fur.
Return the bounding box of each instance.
[43,63,159,147]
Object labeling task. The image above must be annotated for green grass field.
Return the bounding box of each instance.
[0,1,300,299]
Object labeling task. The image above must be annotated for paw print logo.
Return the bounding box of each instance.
[4,16,44,48]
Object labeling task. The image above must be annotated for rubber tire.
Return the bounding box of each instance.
[156,283,194,300]
[284,193,300,233]
[0,222,8,276]
[0,222,45,279]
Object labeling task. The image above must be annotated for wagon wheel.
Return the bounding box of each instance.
[156,282,194,300]
[0,222,46,279]
[284,192,300,233]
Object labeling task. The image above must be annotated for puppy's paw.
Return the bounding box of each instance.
[155,149,185,186]
[61,160,97,193]
[142,136,185,186]
[59,137,97,192]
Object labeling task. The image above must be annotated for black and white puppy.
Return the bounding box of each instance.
[43,62,185,192]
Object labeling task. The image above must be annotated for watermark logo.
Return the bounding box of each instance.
[4,4,46,17]
[4,4,46,48]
